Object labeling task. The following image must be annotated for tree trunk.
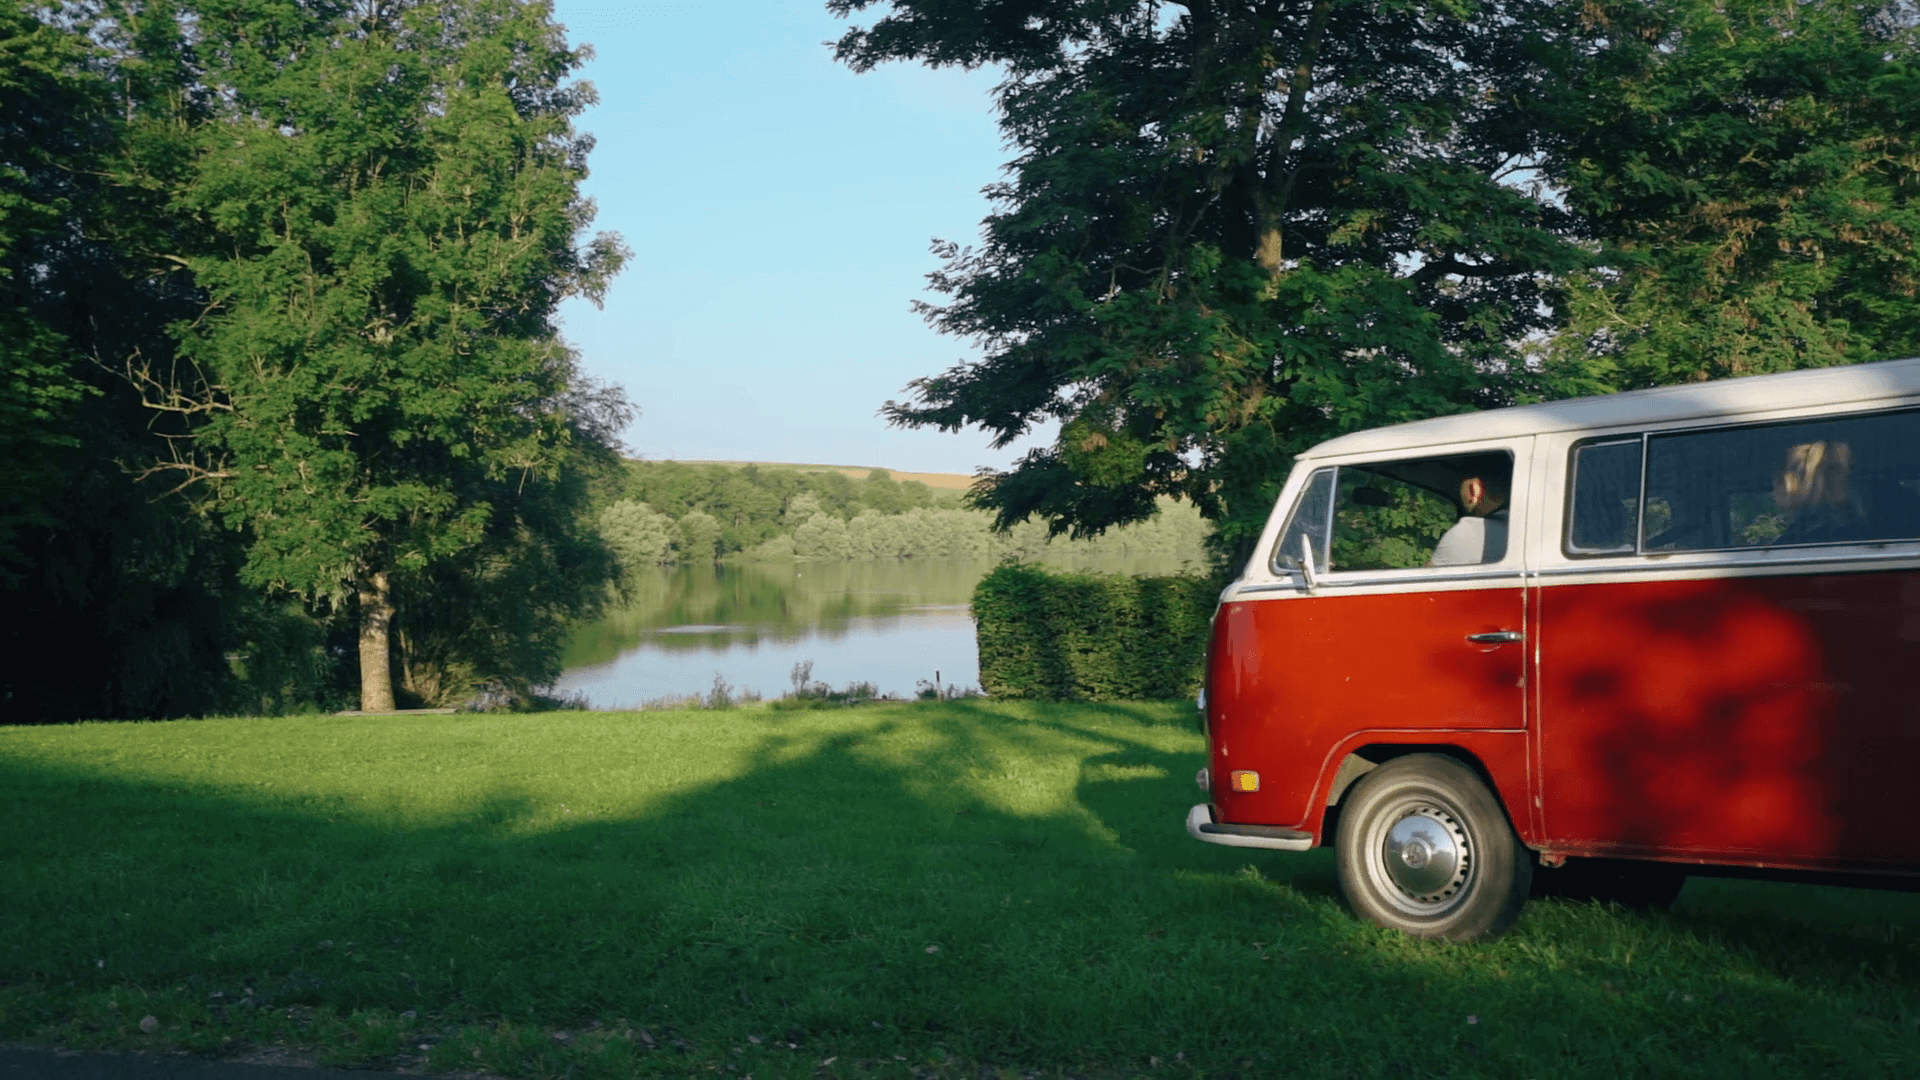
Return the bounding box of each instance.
[358,569,397,713]
[1252,0,1336,275]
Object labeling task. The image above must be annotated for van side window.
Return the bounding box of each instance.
[1631,408,1920,552]
[1273,451,1514,573]
[1566,438,1642,555]
[1332,462,1473,570]
[1272,468,1335,574]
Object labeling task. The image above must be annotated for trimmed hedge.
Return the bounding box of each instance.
[971,562,1218,701]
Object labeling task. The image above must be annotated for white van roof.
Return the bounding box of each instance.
[1304,356,1920,459]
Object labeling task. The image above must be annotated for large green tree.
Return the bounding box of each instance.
[141,0,627,711]
[1543,0,1920,393]
[833,0,1586,557]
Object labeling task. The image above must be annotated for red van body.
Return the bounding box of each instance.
[1191,359,1920,940]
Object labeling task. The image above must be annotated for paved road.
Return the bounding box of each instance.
[0,1049,384,1080]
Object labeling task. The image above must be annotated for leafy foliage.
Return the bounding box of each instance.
[971,562,1217,700]
[0,1,96,564]
[1543,0,1920,392]
[672,510,723,563]
[140,0,629,708]
[0,0,260,721]
[834,0,1587,559]
[594,485,1211,575]
[598,499,675,572]
[837,0,1920,567]
[605,462,944,554]
[0,0,630,719]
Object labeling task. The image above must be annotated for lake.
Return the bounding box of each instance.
[554,554,1204,707]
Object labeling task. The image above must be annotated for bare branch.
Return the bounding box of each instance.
[96,347,239,498]
[131,460,237,500]
[108,347,234,418]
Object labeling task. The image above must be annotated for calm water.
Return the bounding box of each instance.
[554,555,1201,707]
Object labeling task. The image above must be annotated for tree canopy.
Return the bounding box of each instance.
[835,0,1588,555]
[0,0,628,719]
[836,0,1920,561]
[1547,0,1920,391]
[141,0,629,711]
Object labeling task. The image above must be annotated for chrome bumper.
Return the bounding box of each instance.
[1186,803,1314,852]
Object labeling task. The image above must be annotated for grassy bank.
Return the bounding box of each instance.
[2,703,1916,1078]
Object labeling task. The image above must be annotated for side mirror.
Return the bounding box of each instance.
[1299,533,1320,594]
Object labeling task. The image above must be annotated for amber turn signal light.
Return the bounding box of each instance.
[1229,770,1260,793]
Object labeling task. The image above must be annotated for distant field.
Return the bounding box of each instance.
[670,460,978,490]
[3,704,1917,1078]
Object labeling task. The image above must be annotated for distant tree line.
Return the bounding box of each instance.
[1,0,624,721]
[597,462,951,556]
[593,463,1210,578]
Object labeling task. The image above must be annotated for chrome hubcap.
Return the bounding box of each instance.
[1367,798,1475,916]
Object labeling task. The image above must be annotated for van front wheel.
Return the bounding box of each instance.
[1334,754,1531,942]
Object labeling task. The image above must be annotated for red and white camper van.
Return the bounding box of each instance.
[1189,358,1920,941]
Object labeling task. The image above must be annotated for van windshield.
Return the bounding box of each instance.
[1273,468,1335,573]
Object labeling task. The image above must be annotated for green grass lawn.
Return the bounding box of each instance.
[2,702,1917,1079]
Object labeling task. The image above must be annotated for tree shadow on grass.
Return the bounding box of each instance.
[1001,697,1920,963]
[1,704,1917,1078]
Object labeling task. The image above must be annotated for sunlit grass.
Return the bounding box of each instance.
[2,703,1916,1078]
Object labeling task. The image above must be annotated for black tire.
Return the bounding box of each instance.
[1334,754,1532,942]
[1533,858,1687,908]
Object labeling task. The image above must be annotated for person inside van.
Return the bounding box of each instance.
[1429,470,1509,566]
[1775,439,1870,545]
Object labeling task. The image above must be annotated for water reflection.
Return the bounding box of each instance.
[555,555,1200,707]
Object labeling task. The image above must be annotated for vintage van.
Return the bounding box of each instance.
[1189,357,1920,941]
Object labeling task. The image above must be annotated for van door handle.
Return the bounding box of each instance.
[1466,631,1524,645]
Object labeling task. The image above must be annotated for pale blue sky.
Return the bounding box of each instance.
[551,2,1049,474]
